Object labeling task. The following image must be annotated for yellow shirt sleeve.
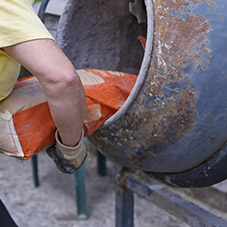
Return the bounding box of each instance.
[0,0,55,101]
[0,0,54,48]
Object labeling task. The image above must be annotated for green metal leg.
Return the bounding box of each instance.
[74,161,87,220]
[96,150,107,176]
[31,155,40,187]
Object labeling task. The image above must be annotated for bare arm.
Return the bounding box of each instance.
[4,39,86,147]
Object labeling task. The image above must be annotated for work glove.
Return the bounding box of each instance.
[46,130,87,174]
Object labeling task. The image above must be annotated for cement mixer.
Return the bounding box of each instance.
[56,0,227,187]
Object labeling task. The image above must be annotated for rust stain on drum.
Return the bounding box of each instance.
[89,0,212,169]
[126,153,143,167]
[206,0,216,13]
[124,0,211,148]
[149,0,211,93]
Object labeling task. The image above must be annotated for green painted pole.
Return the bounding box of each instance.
[31,155,40,187]
[74,161,87,220]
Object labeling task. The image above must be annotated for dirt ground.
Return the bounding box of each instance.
[0,150,191,227]
[0,149,226,227]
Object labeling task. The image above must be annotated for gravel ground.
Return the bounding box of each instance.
[0,150,193,227]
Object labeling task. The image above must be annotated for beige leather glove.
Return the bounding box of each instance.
[55,129,87,169]
[46,130,87,174]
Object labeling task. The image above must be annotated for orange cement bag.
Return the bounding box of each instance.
[0,69,136,159]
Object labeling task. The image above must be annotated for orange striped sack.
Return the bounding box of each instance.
[0,69,136,159]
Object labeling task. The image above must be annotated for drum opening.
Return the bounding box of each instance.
[57,0,153,127]
[102,0,154,127]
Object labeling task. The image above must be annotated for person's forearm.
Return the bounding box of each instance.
[42,71,86,147]
[4,39,86,147]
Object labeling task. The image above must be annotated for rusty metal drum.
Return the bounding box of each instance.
[57,0,227,173]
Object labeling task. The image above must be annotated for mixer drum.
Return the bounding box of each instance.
[57,0,227,180]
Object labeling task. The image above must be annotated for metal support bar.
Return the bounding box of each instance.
[116,170,227,227]
[31,155,40,187]
[38,0,49,22]
[74,161,87,220]
[115,185,134,227]
[96,151,107,176]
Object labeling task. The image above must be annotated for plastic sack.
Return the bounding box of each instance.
[0,69,136,159]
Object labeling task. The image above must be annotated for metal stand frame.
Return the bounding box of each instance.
[115,169,227,227]
[116,186,134,227]
[31,149,107,220]
[31,154,88,219]
[74,161,87,220]
[97,150,107,176]
[31,155,39,187]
